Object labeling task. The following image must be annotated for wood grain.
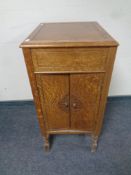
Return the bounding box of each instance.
[36,74,70,130]
[31,48,108,73]
[22,48,46,137]
[20,22,119,152]
[20,22,118,48]
[94,47,118,137]
[70,73,104,131]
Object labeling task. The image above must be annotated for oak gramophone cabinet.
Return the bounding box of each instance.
[20,22,118,152]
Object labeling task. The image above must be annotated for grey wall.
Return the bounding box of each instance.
[0,0,131,100]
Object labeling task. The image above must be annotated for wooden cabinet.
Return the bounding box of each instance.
[20,22,118,152]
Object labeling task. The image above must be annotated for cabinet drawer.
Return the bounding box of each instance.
[31,48,108,73]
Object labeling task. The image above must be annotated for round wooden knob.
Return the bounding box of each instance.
[64,102,68,107]
[72,103,77,108]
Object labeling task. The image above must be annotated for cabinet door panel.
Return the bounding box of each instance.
[70,73,104,131]
[36,74,70,130]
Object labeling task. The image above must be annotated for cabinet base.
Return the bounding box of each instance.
[43,133,99,152]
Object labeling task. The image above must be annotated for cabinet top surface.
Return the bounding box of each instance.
[20,22,118,48]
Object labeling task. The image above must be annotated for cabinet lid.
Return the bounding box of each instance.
[20,22,119,48]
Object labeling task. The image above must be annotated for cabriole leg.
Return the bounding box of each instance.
[91,135,98,152]
[43,135,50,151]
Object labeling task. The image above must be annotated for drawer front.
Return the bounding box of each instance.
[31,48,108,73]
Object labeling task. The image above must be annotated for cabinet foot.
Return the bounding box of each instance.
[91,135,98,153]
[43,135,50,151]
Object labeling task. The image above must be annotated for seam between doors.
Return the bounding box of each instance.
[69,73,71,129]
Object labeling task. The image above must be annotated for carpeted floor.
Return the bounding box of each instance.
[0,97,131,175]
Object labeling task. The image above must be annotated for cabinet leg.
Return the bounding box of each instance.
[91,135,98,153]
[43,135,50,151]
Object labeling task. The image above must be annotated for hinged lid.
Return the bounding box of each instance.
[20,22,119,48]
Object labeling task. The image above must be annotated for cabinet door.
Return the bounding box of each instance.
[70,73,104,131]
[36,74,70,130]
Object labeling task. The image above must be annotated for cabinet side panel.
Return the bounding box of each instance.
[22,48,46,136]
[36,74,70,130]
[94,47,118,136]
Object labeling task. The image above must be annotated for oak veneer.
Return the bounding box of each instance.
[20,22,118,152]
[31,48,107,73]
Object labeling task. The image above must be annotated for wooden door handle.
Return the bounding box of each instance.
[71,95,82,109]
[58,95,69,112]
[72,103,77,108]
[64,102,69,107]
